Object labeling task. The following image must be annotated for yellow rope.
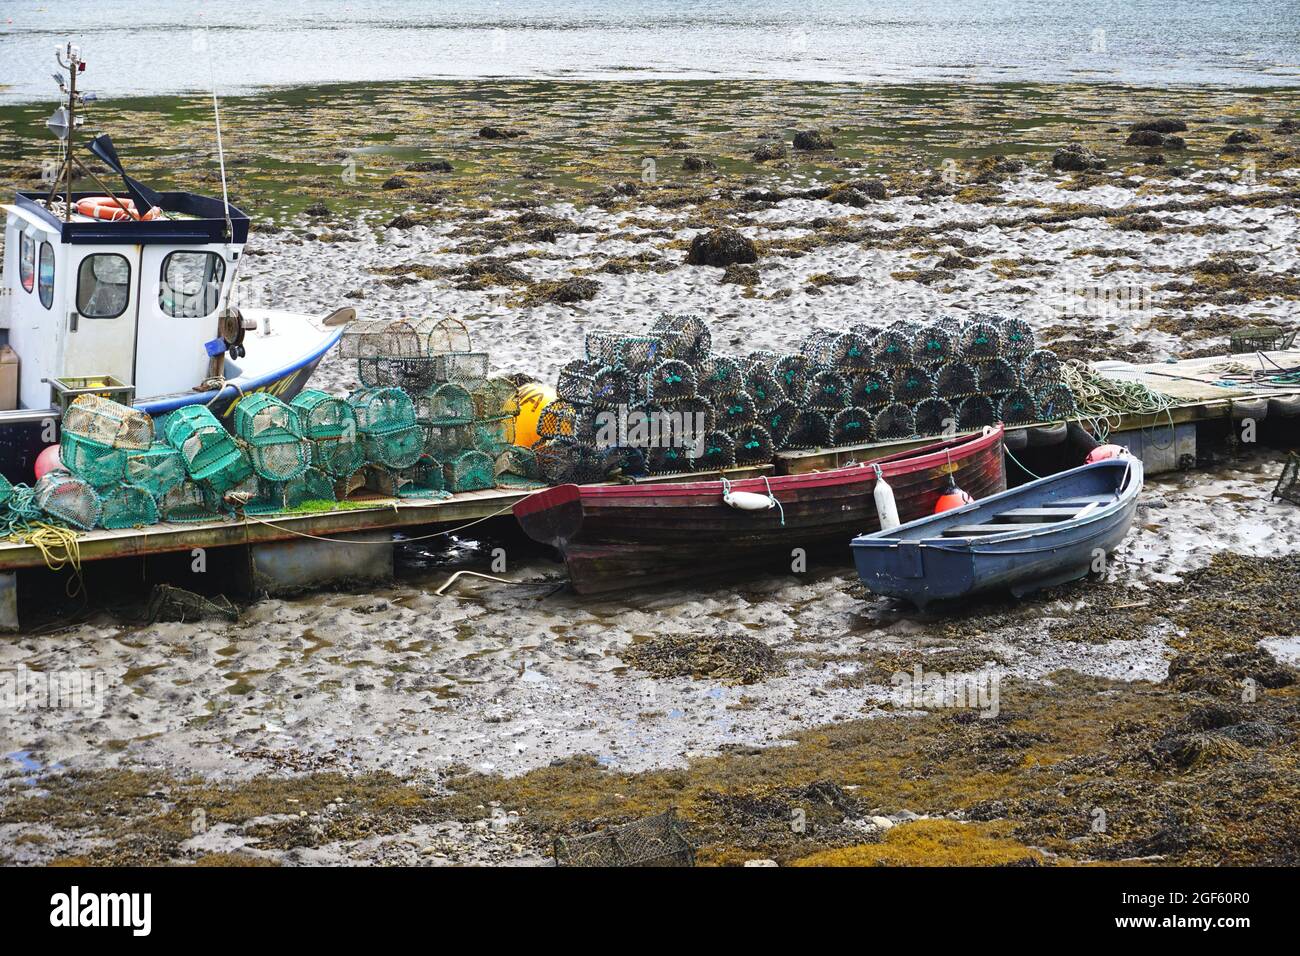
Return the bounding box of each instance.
[6,521,82,572]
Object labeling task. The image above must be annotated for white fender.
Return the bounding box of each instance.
[724,490,776,511]
[873,465,900,531]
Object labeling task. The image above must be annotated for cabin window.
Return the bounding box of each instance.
[38,242,55,310]
[18,232,35,293]
[77,254,132,319]
[160,251,226,318]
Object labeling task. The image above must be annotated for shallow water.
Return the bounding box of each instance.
[1,0,1298,103]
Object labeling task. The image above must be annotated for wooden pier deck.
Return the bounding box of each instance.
[0,350,1296,574]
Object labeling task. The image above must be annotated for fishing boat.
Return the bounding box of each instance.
[851,455,1143,609]
[513,425,1006,594]
[0,44,347,479]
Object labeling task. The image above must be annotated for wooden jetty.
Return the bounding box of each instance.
[0,350,1296,628]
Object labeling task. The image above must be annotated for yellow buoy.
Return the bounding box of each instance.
[513,381,557,447]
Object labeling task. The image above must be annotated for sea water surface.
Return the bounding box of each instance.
[0,0,1298,103]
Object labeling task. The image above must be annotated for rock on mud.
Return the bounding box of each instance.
[686,228,759,267]
[1052,144,1106,172]
[793,129,835,151]
[1131,117,1188,134]
[479,126,526,139]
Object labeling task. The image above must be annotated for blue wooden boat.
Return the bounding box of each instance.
[851,456,1143,608]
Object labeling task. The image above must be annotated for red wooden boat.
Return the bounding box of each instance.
[513,426,1006,594]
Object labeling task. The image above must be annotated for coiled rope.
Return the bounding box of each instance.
[1060,359,1179,442]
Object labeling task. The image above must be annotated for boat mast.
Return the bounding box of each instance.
[45,43,82,221]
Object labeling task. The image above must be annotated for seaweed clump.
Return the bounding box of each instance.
[622,632,782,684]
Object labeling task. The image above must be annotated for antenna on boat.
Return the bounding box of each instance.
[45,43,84,222]
[201,31,235,244]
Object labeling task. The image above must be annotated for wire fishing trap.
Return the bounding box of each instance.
[805,368,850,411]
[851,370,893,409]
[892,365,936,404]
[873,402,916,440]
[689,430,736,471]
[652,314,712,366]
[914,324,957,367]
[33,472,102,531]
[731,424,775,466]
[59,394,154,488]
[715,391,758,431]
[829,406,873,446]
[233,393,311,482]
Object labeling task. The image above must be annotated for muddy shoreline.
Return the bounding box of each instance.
[1,80,1299,865]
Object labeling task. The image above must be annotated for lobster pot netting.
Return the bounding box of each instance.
[424,317,474,356]
[424,422,474,459]
[311,435,366,477]
[977,358,1020,396]
[960,321,1001,360]
[98,484,158,530]
[715,391,757,431]
[553,808,695,868]
[432,351,490,388]
[494,446,546,489]
[472,377,522,420]
[998,317,1035,358]
[355,321,434,390]
[743,365,781,411]
[652,314,711,365]
[203,443,255,497]
[829,407,873,446]
[893,365,935,404]
[764,401,800,448]
[998,389,1038,425]
[591,365,634,409]
[874,403,916,440]
[697,357,743,399]
[60,434,125,488]
[283,468,337,508]
[1021,349,1062,391]
[852,371,893,409]
[732,424,775,465]
[291,390,357,441]
[34,472,102,530]
[914,397,956,437]
[690,431,736,471]
[248,437,312,482]
[158,480,220,523]
[665,397,715,437]
[785,410,830,450]
[233,393,303,444]
[1035,384,1078,422]
[417,383,474,425]
[936,362,979,400]
[396,458,449,498]
[556,360,598,406]
[472,416,516,456]
[164,405,243,479]
[914,325,956,366]
[536,400,581,443]
[0,473,11,509]
[873,328,913,366]
[805,369,850,410]
[443,449,495,493]
[61,395,154,450]
[957,394,998,429]
[536,438,604,484]
[834,331,874,372]
[772,354,810,400]
[647,444,691,475]
[743,350,778,373]
[649,359,698,403]
[364,424,425,469]
[599,445,648,479]
[350,388,417,434]
[800,329,839,363]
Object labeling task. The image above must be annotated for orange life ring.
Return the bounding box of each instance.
[75,196,162,222]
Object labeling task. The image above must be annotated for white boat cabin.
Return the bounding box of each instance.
[0,189,248,411]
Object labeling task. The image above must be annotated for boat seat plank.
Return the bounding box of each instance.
[1053,496,1115,507]
[993,507,1083,522]
[942,524,1021,537]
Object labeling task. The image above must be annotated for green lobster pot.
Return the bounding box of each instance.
[33,471,102,530]
[122,443,187,499]
[233,392,304,443]
[59,432,127,488]
[443,449,495,492]
[248,438,312,482]
[202,443,255,497]
[164,405,245,481]
[311,435,366,477]
[472,416,516,457]
[158,481,221,523]
[99,484,160,530]
[363,423,424,469]
[291,389,357,441]
[0,472,12,508]
[349,387,417,434]
[397,457,448,498]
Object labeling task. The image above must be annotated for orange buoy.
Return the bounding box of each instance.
[934,482,974,514]
[513,381,557,448]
